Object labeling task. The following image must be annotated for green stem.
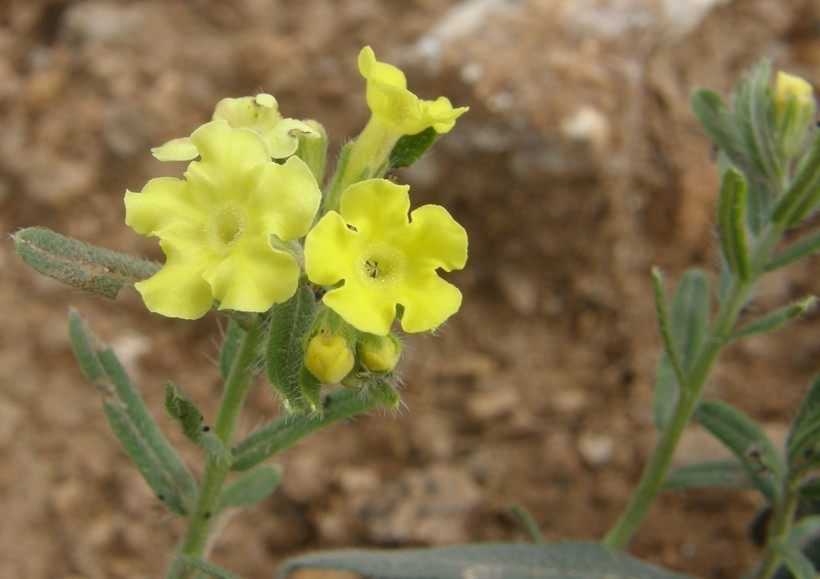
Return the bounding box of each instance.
[603,225,783,549]
[167,318,264,578]
[755,478,800,578]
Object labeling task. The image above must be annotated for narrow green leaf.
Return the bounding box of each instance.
[729,296,817,340]
[162,382,227,461]
[651,268,684,429]
[736,59,780,196]
[277,542,694,579]
[654,354,681,430]
[772,131,820,227]
[669,268,711,373]
[219,319,245,381]
[68,313,194,514]
[695,399,785,503]
[67,308,105,382]
[389,127,438,169]
[717,168,751,281]
[98,350,196,514]
[12,227,159,299]
[99,395,188,515]
[175,556,241,579]
[788,375,820,469]
[652,268,712,430]
[231,388,375,472]
[690,61,781,234]
[787,418,820,474]
[265,284,317,413]
[771,539,817,579]
[664,460,752,491]
[788,515,820,550]
[507,503,544,544]
[165,382,205,442]
[366,377,401,409]
[766,229,820,272]
[299,365,323,414]
[219,465,282,510]
[691,89,743,165]
[797,477,820,500]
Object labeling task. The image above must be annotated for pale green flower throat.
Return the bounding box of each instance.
[208,203,245,251]
[359,243,404,287]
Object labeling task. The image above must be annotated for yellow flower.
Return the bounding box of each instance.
[304,332,355,384]
[358,46,467,135]
[305,179,468,335]
[125,120,321,319]
[152,93,318,162]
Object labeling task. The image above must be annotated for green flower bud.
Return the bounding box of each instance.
[359,333,402,373]
[304,332,354,384]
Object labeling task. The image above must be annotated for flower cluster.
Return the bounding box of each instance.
[125,46,468,407]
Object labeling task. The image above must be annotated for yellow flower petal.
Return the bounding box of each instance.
[213,93,318,159]
[185,121,271,191]
[151,137,199,162]
[203,240,301,312]
[135,247,214,320]
[358,46,407,90]
[124,177,196,236]
[339,179,410,239]
[395,271,463,333]
[248,156,323,241]
[422,97,467,134]
[322,283,398,336]
[403,204,468,271]
[304,211,359,285]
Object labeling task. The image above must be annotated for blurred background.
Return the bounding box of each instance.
[1,0,819,577]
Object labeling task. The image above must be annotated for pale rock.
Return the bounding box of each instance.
[467,387,520,421]
[577,432,615,466]
[495,265,538,316]
[363,465,482,544]
[660,0,732,42]
[280,452,329,504]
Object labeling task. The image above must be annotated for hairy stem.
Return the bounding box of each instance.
[167,318,264,578]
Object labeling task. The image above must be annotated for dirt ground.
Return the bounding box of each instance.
[2,1,820,578]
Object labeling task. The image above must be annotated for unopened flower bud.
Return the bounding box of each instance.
[305,332,354,384]
[774,71,816,160]
[775,71,814,113]
[359,333,402,373]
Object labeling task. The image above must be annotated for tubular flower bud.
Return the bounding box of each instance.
[359,334,403,373]
[304,332,355,384]
[775,71,814,113]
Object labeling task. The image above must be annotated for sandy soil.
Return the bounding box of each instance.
[2,1,819,577]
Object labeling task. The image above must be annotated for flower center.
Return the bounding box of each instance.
[359,243,404,288]
[208,203,245,252]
